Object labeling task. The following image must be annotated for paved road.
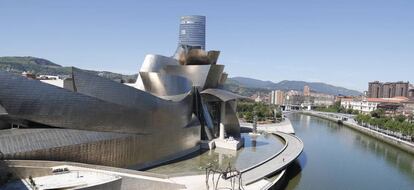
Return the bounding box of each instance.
[241,132,304,185]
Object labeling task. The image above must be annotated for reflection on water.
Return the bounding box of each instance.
[273,159,303,190]
[354,134,414,177]
[147,133,284,176]
[284,113,414,190]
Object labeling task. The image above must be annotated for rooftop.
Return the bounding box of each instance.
[366,97,409,103]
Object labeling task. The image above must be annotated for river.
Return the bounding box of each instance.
[282,113,414,190]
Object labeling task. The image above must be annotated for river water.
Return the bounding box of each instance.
[283,113,414,190]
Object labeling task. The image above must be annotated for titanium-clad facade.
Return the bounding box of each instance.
[0,71,151,134]
[0,128,200,169]
[0,67,202,167]
[0,15,245,169]
[0,105,6,115]
[0,70,201,168]
[179,15,206,50]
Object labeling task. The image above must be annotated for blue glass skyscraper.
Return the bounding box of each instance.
[179,15,206,50]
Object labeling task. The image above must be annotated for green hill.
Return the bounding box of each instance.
[0,56,71,75]
[0,56,137,82]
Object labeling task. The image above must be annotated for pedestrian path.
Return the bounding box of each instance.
[241,132,304,185]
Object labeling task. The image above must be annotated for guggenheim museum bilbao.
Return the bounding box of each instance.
[0,15,244,169]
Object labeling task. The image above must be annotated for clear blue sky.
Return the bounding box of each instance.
[1,0,413,91]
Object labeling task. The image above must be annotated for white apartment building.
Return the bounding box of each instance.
[341,98,379,113]
[341,97,408,113]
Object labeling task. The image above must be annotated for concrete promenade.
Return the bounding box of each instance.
[240,118,295,134]
[301,111,414,155]
[2,160,186,190]
[240,132,304,185]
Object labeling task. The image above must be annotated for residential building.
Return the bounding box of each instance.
[285,90,304,106]
[303,85,310,96]
[399,101,414,116]
[311,92,335,107]
[341,97,409,114]
[255,95,262,102]
[270,90,285,105]
[409,84,414,98]
[368,81,409,98]
[410,89,414,99]
[341,98,379,113]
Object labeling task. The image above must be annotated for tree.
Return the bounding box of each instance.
[407,114,413,123]
[244,112,253,122]
[395,115,407,122]
[352,110,360,115]
[371,109,385,118]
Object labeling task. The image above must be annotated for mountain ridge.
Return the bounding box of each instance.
[228,77,362,96]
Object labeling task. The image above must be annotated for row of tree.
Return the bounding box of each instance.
[355,109,414,138]
[237,101,282,123]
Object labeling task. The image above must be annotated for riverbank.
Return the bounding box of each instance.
[300,111,414,155]
[239,118,295,134]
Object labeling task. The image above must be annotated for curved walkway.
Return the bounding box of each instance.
[241,132,304,185]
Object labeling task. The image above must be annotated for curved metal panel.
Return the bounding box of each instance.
[72,67,158,109]
[72,68,195,132]
[0,71,150,134]
[0,70,201,167]
[0,104,7,115]
[139,54,179,73]
[175,47,219,65]
[135,54,179,90]
[139,72,192,96]
[164,65,211,88]
[0,129,130,155]
[223,101,241,138]
[207,50,220,65]
[201,88,247,102]
[0,122,200,168]
[218,72,228,85]
[181,49,210,65]
[204,64,224,89]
